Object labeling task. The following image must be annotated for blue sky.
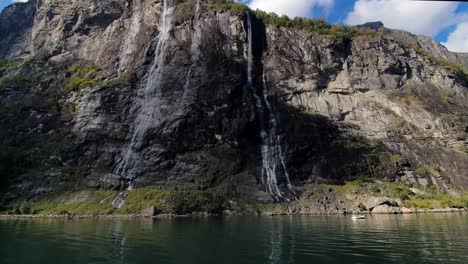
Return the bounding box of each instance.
[1,0,468,51]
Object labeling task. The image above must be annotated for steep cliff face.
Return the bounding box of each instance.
[263,27,468,190]
[0,0,467,211]
[0,1,36,59]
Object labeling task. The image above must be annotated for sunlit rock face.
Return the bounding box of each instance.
[0,0,466,204]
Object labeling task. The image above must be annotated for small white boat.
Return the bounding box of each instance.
[352,215,366,220]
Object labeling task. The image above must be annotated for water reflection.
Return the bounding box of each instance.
[109,220,126,264]
[263,216,297,264]
[0,214,467,264]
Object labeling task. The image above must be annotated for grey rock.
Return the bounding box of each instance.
[371,204,402,214]
[0,0,466,205]
[410,188,426,195]
[355,21,384,31]
[141,207,158,217]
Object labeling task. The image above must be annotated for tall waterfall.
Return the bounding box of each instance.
[195,0,202,14]
[246,13,295,202]
[118,0,142,73]
[112,0,175,208]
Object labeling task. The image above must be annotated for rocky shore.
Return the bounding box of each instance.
[0,207,466,221]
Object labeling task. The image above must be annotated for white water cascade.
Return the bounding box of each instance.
[118,0,143,73]
[246,13,295,202]
[112,0,175,208]
[195,0,202,14]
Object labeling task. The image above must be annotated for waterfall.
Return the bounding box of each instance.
[246,13,295,202]
[195,0,202,14]
[112,0,175,208]
[119,0,143,73]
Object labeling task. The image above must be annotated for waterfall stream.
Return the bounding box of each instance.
[112,0,175,208]
[195,0,201,14]
[246,13,295,202]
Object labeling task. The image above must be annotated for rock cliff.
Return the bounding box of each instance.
[0,0,467,214]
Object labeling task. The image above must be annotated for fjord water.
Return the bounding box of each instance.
[1,214,467,264]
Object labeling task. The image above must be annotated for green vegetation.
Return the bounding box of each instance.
[7,191,117,216]
[396,40,468,81]
[66,77,98,92]
[332,135,395,180]
[1,184,467,215]
[464,192,468,208]
[428,165,442,176]
[436,90,465,107]
[118,187,225,215]
[210,0,380,39]
[321,181,364,195]
[406,188,466,209]
[2,188,226,216]
[390,155,404,164]
[0,133,40,191]
[322,180,468,209]
[67,63,101,76]
[209,0,250,14]
[0,59,23,71]
[0,76,30,89]
[388,116,416,136]
[65,63,102,92]
[394,93,425,108]
[458,144,468,153]
[256,11,379,39]
[64,63,136,91]
[102,72,137,89]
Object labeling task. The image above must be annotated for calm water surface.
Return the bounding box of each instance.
[0,213,467,264]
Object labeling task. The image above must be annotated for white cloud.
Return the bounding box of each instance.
[442,22,468,52]
[12,0,28,2]
[345,0,466,37]
[247,0,334,18]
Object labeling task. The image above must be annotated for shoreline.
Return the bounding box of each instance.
[0,208,466,220]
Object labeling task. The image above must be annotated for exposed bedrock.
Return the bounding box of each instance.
[0,0,466,208]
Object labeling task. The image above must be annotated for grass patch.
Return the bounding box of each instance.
[321,181,363,195]
[117,187,225,215]
[5,188,225,216]
[405,188,466,209]
[388,116,415,136]
[67,64,101,76]
[65,77,98,92]
[395,94,425,108]
[458,144,468,153]
[0,76,31,89]
[0,59,23,71]
[437,90,465,107]
[102,72,137,89]
[390,155,404,163]
[64,63,102,92]
[5,190,117,216]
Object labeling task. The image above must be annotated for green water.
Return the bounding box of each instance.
[0,214,467,264]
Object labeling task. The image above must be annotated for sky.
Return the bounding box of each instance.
[1,0,468,52]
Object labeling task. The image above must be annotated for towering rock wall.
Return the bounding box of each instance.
[0,0,466,206]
